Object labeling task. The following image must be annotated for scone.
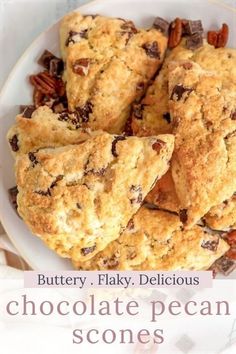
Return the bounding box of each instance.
[73,206,229,270]
[16,132,174,262]
[60,12,168,133]
[145,170,180,213]
[132,39,236,137]
[169,60,236,227]
[141,41,236,225]
[205,195,236,231]
[7,106,100,157]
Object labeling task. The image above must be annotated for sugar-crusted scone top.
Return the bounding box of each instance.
[131,40,236,138]
[16,132,174,262]
[73,206,229,270]
[169,60,236,227]
[60,12,168,133]
[7,106,103,157]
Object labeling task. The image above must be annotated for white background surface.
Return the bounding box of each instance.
[0,0,90,90]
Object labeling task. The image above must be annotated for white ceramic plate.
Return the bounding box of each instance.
[0,0,236,271]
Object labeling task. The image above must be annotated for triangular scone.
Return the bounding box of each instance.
[168,61,236,227]
[73,206,229,270]
[205,195,236,231]
[7,106,102,157]
[60,12,168,133]
[16,132,174,261]
[131,39,236,137]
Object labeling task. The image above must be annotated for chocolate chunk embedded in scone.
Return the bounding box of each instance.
[73,206,229,270]
[60,12,168,133]
[131,40,236,137]
[16,132,174,262]
[7,106,101,157]
[168,61,236,227]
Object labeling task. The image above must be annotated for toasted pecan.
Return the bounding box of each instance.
[168,18,183,49]
[207,23,229,48]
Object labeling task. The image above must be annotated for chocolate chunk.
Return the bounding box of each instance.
[76,101,93,123]
[186,33,203,50]
[9,135,19,152]
[121,20,138,34]
[28,152,38,167]
[214,256,236,276]
[58,111,70,122]
[163,112,171,124]
[38,50,60,70]
[130,185,142,204]
[72,58,90,76]
[133,104,143,119]
[201,237,219,252]
[49,58,64,77]
[20,105,35,118]
[152,139,166,152]
[81,245,96,256]
[35,189,51,197]
[65,30,80,46]
[230,111,236,120]
[121,20,138,43]
[170,84,193,101]
[183,20,203,35]
[76,203,82,209]
[103,255,119,269]
[50,175,63,189]
[8,186,18,211]
[111,136,126,157]
[142,41,160,59]
[179,209,188,223]
[153,17,170,36]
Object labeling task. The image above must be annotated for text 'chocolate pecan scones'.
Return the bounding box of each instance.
[15,133,174,262]
[73,206,229,270]
[60,12,168,133]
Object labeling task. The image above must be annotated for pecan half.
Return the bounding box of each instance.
[30,72,58,95]
[207,23,229,48]
[168,18,183,49]
[33,89,44,108]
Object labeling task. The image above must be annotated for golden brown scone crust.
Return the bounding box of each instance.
[16,132,174,262]
[131,40,236,137]
[133,41,236,223]
[145,170,180,213]
[60,12,168,133]
[205,194,236,231]
[168,60,236,227]
[7,106,100,157]
[73,206,229,270]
